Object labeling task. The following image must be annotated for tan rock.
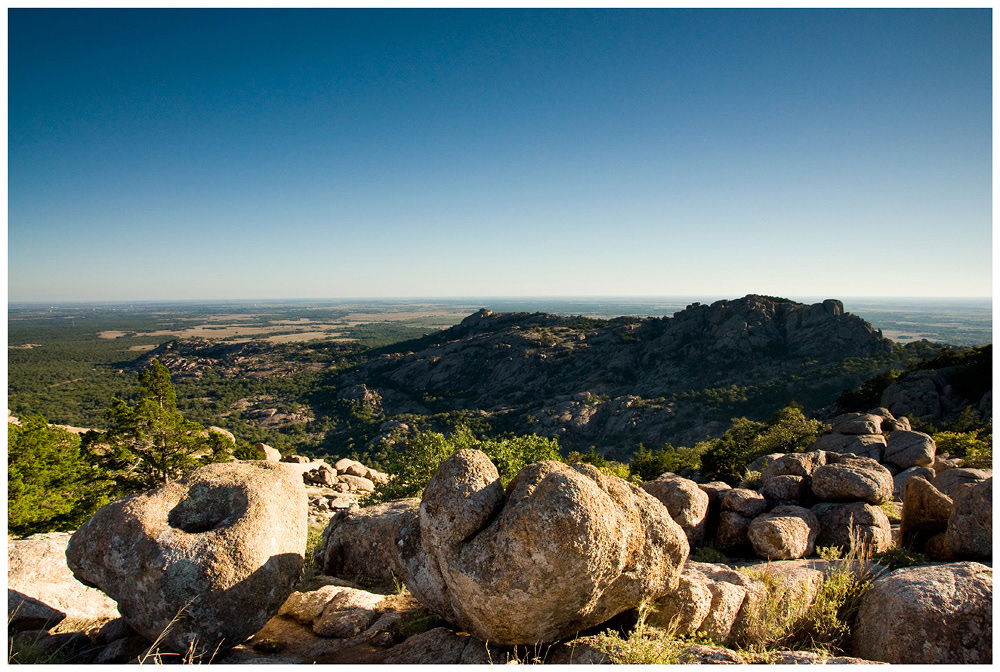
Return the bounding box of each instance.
[338,474,375,492]
[721,488,767,517]
[900,476,953,549]
[642,473,709,545]
[811,502,892,554]
[884,430,936,469]
[8,532,119,625]
[852,562,992,663]
[418,451,688,645]
[66,462,307,658]
[748,505,820,560]
[811,454,892,504]
[945,478,992,560]
[932,467,991,496]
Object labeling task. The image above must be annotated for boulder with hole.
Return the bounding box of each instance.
[66,461,307,658]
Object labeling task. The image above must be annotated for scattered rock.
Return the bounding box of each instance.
[762,474,808,501]
[831,413,883,435]
[852,562,992,663]
[810,502,892,553]
[7,590,65,633]
[8,532,119,625]
[932,467,992,496]
[892,465,936,499]
[382,627,493,665]
[646,566,714,634]
[677,643,747,664]
[721,488,767,517]
[810,434,886,462]
[416,451,688,644]
[66,461,308,658]
[761,451,827,482]
[900,476,953,549]
[715,511,753,552]
[811,454,892,504]
[338,474,375,493]
[256,442,282,462]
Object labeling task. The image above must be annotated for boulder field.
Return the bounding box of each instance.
[7,443,994,664]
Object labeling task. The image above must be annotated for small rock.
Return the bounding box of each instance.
[642,473,710,546]
[810,502,892,554]
[932,467,991,496]
[892,465,936,499]
[811,454,892,504]
[721,488,767,517]
[900,476,953,549]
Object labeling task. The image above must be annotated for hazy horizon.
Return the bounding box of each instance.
[9,9,992,302]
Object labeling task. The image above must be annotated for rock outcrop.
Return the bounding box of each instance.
[641,472,710,546]
[66,461,308,657]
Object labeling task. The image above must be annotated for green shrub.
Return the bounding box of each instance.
[8,416,109,536]
[370,426,561,502]
[629,443,702,482]
[690,546,729,564]
[872,547,927,570]
[700,405,823,485]
[933,429,992,468]
[815,546,842,561]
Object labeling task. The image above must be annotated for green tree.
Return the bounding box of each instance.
[83,360,232,496]
[700,405,824,485]
[8,416,109,536]
[629,442,702,482]
[369,426,561,502]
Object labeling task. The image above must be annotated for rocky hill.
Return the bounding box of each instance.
[335,295,895,453]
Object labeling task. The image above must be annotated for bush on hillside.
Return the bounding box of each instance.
[700,405,824,485]
[369,426,561,502]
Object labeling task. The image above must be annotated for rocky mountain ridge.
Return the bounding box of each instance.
[337,295,895,452]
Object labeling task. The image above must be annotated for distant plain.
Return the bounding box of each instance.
[8,296,990,349]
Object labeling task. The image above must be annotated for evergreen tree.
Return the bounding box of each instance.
[8,416,108,536]
[83,359,232,495]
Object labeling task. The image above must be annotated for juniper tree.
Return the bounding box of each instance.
[84,359,232,495]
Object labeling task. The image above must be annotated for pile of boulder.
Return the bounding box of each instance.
[642,407,991,563]
[254,444,390,524]
[7,428,992,665]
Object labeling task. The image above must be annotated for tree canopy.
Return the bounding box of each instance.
[82,359,233,496]
[8,416,108,536]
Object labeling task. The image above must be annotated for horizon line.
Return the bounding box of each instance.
[8,294,994,306]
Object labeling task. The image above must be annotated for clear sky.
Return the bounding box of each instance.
[8,9,993,301]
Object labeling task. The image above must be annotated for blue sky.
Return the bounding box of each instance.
[8,9,992,301]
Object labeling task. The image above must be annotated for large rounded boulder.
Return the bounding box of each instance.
[418,450,689,645]
[811,454,892,504]
[66,462,308,658]
[642,473,710,545]
[852,562,992,663]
